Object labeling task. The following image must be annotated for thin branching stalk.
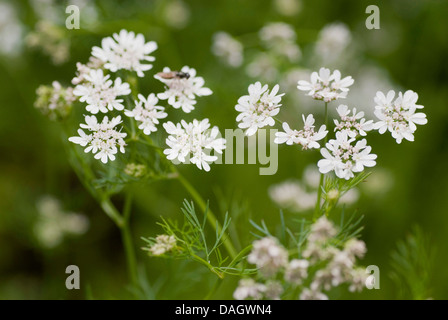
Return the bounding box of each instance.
[314,102,328,219]
[177,173,238,260]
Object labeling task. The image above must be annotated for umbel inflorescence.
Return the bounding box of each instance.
[235,66,427,180]
[35,27,429,301]
[43,29,224,170]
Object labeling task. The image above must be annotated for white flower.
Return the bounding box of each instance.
[264,281,284,300]
[274,114,328,149]
[247,237,288,277]
[315,23,351,62]
[69,115,127,163]
[259,22,296,43]
[163,119,225,171]
[344,239,367,259]
[269,180,316,212]
[125,93,167,135]
[308,216,337,244]
[297,67,354,102]
[92,29,157,77]
[318,131,377,180]
[334,104,374,137]
[34,196,89,248]
[155,66,212,113]
[285,259,309,285]
[245,53,278,81]
[72,56,104,85]
[373,90,427,144]
[259,22,301,62]
[235,82,284,136]
[149,235,177,256]
[212,32,243,67]
[233,279,266,300]
[300,288,328,300]
[73,69,131,114]
[349,268,368,292]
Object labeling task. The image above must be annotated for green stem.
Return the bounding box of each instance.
[192,254,224,279]
[177,174,238,260]
[314,102,329,219]
[121,192,138,285]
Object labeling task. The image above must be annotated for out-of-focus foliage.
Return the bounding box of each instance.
[1,0,448,299]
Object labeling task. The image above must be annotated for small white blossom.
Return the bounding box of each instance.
[334,104,374,137]
[269,180,316,212]
[233,279,266,300]
[300,288,328,300]
[92,29,157,77]
[248,237,288,277]
[212,32,243,67]
[297,67,354,102]
[373,90,427,144]
[155,66,212,113]
[73,69,131,114]
[264,281,284,300]
[318,131,377,180]
[259,22,296,44]
[344,239,367,259]
[245,53,278,81]
[34,196,89,248]
[315,23,351,62]
[72,56,104,85]
[274,114,328,149]
[259,22,301,62]
[125,93,167,135]
[236,82,284,136]
[69,115,127,163]
[308,216,337,244]
[149,235,177,256]
[163,119,226,171]
[285,259,309,285]
[349,268,368,292]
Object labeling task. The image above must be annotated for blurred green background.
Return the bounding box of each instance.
[0,0,447,299]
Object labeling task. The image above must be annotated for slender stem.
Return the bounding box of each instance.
[314,102,329,219]
[100,197,124,227]
[121,192,138,285]
[177,173,238,260]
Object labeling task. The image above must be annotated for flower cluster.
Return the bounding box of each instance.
[297,67,354,102]
[124,163,147,178]
[302,217,367,297]
[248,237,289,277]
[34,81,75,120]
[234,217,367,300]
[235,82,284,136]
[274,114,328,149]
[269,166,360,212]
[69,115,127,164]
[148,235,177,256]
[34,196,89,248]
[212,32,243,67]
[155,66,212,113]
[73,69,131,114]
[373,90,427,144]
[163,119,226,171]
[315,22,352,62]
[72,57,104,85]
[125,93,167,135]
[318,131,377,180]
[92,29,157,77]
[259,22,301,62]
[334,104,374,137]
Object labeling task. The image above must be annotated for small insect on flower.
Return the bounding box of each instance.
[156,71,190,80]
[155,66,212,113]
